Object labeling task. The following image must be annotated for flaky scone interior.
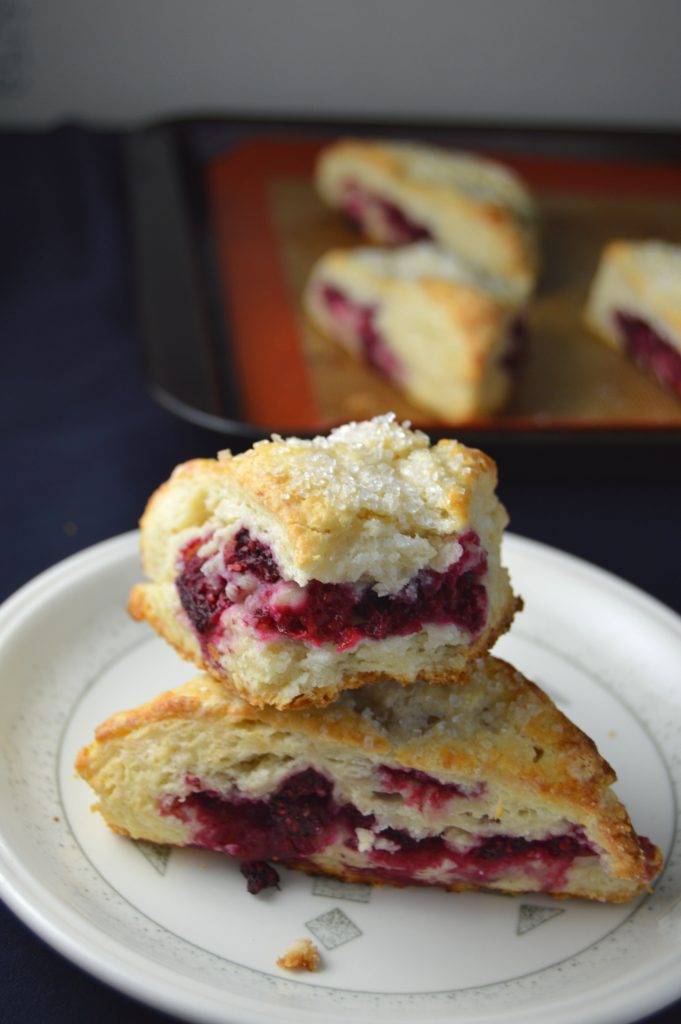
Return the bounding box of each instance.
[129,416,521,709]
[76,656,661,903]
[315,139,538,294]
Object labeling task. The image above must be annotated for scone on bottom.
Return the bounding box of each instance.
[584,240,681,398]
[128,416,521,710]
[304,243,527,421]
[315,138,538,295]
[75,657,662,903]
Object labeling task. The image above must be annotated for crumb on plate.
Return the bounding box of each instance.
[276,937,320,972]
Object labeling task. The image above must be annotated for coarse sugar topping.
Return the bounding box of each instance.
[233,415,481,531]
[211,416,501,592]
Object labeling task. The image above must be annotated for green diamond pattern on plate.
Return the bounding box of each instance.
[134,840,171,875]
[517,904,565,935]
[311,877,372,902]
[306,908,362,949]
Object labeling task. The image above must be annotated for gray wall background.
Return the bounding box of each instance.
[1,0,680,127]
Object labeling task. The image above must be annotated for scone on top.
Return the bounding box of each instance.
[304,242,527,422]
[584,239,681,398]
[129,415,521,709]
[75,656,662,903]
[315,138,538,295]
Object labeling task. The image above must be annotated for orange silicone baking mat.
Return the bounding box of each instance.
[205,137,681,434]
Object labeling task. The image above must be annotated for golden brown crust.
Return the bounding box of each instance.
[223,431,496,556]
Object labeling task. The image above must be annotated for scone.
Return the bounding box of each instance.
[304,242,527,421]
[584,240,681,398]
[315,138,538,294]
[75,658,662,903]
[128,416,521,709]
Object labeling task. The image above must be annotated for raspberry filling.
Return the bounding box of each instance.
[240,860,280,894]
[501,315,529,375]
[319,284,404,381]
[176,529,489,652]
[163,768,372,861]
[376,765,485,812]
[340,179,433,244]
[176,530,279,636]
[161,767,600,892]
[614,310,681,396]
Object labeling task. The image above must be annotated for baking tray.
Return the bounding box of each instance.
[122,119,681,469]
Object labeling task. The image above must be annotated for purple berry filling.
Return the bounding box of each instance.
[176,529,489,652]
[164,768,372,860]
[161,767,597,892]
[501,315,529,375]
[176,529,278,636]
[319,284,404,382]
[321,286,528,391]
[375,765,485,811]
[240,860,280,894]
[341,179,433,244]
[614,310,681,397]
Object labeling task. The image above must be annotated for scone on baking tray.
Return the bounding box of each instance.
[315,138,538,294]
[75,657,662,903]
[584,239,681,398]
[128,416,521,710]
[304,242,527,421]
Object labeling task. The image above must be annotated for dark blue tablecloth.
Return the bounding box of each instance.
[0,126,679,1024]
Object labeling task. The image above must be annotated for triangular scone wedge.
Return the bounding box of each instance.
[128,415,521,710]
[76,656,661,903]
[304,243,527,422]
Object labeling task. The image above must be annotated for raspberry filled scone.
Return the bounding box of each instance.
[315,138,538,295]
[304,243,527,421]
[129,416,520,709]
[75,657,662,903]
[584,239,681,398]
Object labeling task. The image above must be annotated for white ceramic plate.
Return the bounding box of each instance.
[0,532,680,1024]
